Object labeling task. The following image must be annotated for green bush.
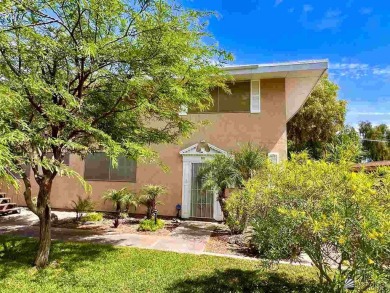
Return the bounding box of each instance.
[245,153,390,292]
[138,219,165,232]
[225,188,258,234]
[82,212,103,222]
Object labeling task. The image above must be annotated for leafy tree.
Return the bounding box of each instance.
[359,121,390,161]
[138,184,166,219]
[247,153,390,292]
[0,0,230,267]
[199,143,267,224]
[287,75,347,159]
[324,126,365,163]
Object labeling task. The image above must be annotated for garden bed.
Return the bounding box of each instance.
[205,226,258,258]
[40,213,180,236]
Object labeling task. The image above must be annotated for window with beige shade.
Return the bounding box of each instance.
[188,81,251,113]
[84,153,136,182]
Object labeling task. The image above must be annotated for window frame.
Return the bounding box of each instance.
[84,153,137,182]
[188,81,252,114]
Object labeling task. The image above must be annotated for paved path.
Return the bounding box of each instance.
[0,209,213,254]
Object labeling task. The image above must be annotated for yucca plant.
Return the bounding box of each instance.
[138,185,166,219]
[103,188,134,228]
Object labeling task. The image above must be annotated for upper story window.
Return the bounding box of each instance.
[84,153,137,182]
[188,81,251,114]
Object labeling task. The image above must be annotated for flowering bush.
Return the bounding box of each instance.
[247,153,390,292]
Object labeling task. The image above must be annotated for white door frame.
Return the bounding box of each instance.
[180,142,226,221]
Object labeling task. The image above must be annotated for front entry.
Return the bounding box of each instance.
[180,141,225,221]
[190,163,214,219]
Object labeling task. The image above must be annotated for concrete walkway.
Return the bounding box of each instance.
[0,209,213,254]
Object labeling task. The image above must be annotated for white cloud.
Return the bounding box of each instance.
[274,0,283,7]
[316,9,345,30]
[359,8,372,15]
[303,4,313,13]
[329,63,390,79]
[329,63,370,78]
[373,66,390,76]
[300,7,345,31]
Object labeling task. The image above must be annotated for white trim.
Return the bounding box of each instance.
[180,142,226,221]
[268,152,280,164]
[180,142,228,156]
[250,80,261,113]
[223,59,328,75]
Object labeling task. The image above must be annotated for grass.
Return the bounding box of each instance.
[0,235,320,292]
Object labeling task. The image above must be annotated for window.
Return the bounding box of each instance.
[188,81,251,113]
[268,153,280,164]
[84,153,137,182]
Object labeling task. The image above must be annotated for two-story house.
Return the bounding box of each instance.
[7,59,328,221]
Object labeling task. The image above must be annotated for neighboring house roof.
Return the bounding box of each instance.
[352,160,390,172]
[223,59,328,121]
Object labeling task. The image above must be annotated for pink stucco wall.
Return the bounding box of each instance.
[2,78,287,217]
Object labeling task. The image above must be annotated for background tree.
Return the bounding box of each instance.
[324,126,365,163]
[0,0,231,267]
[359,121,390,161]
[287,75,347,159]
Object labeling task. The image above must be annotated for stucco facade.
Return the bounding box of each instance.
[1,60,328,219]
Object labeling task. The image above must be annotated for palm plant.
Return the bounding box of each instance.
[198,154,241,220]
[233,143,268,182]
[198,143,267,221]
[138,185,166,219]
[103,188,133,227]
[122,192,138,216]
[71,195,95,221]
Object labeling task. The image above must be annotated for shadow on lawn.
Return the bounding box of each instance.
[0,235,117,278]
[168,268,319,293]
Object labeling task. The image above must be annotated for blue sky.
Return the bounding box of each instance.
[182,0,390,127]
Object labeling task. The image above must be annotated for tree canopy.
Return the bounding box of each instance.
[0,0,231,267]
[359,121,390,161]
[287,75,347,159]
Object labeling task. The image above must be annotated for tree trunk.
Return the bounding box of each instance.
[217,189,230,221]
[114,202,121,228]
[33,178,54,268]
[34,202,51,268]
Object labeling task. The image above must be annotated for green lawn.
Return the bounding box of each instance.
[0,235,319,292]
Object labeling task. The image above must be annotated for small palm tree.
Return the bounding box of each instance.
[199,143,267,221]
[198,154,241,220]
[103,188,133,227]
[138,185,166,219]
[233,143,267,182]
[122,192,138,216]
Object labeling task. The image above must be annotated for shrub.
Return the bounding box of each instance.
[225,188,258,234]
[82,212,103,222]
[246,153,390,292]
[138,185,166,219]
[138,219,165,232]
[71,195,95,221]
